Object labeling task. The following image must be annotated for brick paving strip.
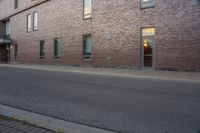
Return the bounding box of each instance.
[0,63,200,82]
[0,114,55,133]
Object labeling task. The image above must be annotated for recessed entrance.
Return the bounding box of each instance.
[141,28,155,68]
[0,45,9,63]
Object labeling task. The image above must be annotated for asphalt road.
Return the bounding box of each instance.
[0,66,200,133]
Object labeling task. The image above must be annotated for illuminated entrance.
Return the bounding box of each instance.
[141,28,155,68]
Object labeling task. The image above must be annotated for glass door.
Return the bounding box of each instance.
[142,28,155,68]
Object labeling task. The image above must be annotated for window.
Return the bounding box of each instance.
[193,0,200,5]
[33,12,38,31]
[141,0,154,9]
[5,21,10,36]
[27,14,32,32]
[15,0,18,9]
[83,34,92,60]
[84,0,92,19]
[54,38,61,59]
[40,40,45,59]
[14,44,18,59]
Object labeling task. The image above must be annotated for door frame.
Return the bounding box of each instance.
[140,27,156,69]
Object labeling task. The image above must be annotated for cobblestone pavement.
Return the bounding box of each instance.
[0,115,55,133]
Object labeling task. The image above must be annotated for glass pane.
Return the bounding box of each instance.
[143,35,154,67]
[33,12,38,30]
[84,0,92,19]
[142,28,155,36]
[40,41,45,58]
[143,37,154,55]
[144,56,152,67]
[54,38,61,58]
[141,0,154,8]
[27,15,31,31]
[84,36,92,54]
[6,21,10,35]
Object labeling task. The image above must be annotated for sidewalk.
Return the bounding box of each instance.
[0,114,56,133]
[0,104,116,133]
[1,63,200,82]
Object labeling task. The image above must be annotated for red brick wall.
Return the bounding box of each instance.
[3,0,200,71]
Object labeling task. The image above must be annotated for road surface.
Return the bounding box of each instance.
[0,66,199,133]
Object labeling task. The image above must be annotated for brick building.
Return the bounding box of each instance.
[0,0,200,71]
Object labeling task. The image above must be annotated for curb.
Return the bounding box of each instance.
[0,104,116,133]
[1,64,200,83]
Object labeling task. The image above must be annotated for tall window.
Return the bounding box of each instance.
[83,34,92,60]
[15,0,18,9]
[33,12,38,31]
[141,0,154,9]
[84,0,92,19]
[14,44,18,59]
[54,38,61,59]
[27,14,32,32]
[5,21,10,36]
[40,40,45,59]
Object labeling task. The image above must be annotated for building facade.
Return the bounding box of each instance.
[0,0,200,71]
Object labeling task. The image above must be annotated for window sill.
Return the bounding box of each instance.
[54,57,60,60]
[83,58,92,61]
[140,6,155,10]
[83,17,92,20]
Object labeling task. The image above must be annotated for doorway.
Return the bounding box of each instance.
[141,28,155,68]
[0,45,9,63]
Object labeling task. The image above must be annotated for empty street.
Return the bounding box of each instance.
[0,66,200,133]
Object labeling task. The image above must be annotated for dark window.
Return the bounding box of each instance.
[84,0,92,19]
[40,40,45,59]
[27,14,32,32]
[33,12,38,31]
[14,44,18,59]
[15,0,18,9]
[193,0,200,5]
[141,0,154,9]
[54,38,61,59]
[83,34,92,60]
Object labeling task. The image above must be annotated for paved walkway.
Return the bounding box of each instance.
[0,115,55,133]
[1,63,200,82]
